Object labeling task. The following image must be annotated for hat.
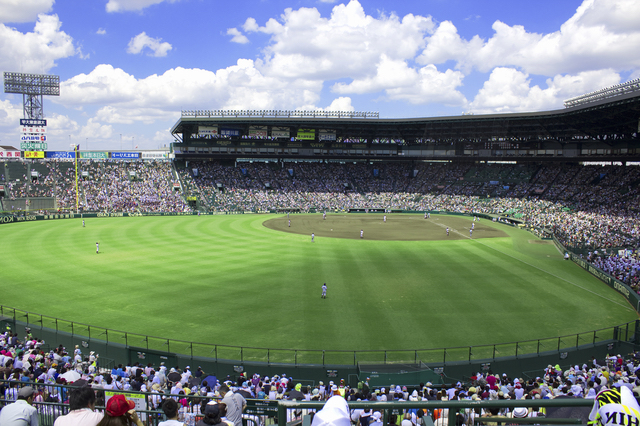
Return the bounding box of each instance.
[18,386,34,398]
[512,408,528,418]
[310,395,351,426]
[204,403,220,416]
[373,412,382,420]
[106,394,135,417]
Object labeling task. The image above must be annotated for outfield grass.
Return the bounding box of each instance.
[0,213,636,360]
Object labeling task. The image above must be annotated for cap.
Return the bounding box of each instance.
[18,386,34,398]
[106,394,135,417]
[204,403,220,416]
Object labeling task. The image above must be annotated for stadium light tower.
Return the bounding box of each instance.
[3,72,60,120]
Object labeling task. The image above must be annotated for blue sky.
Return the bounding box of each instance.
[0,0,639,151]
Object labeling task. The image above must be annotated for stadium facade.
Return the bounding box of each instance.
[170,80,640,163]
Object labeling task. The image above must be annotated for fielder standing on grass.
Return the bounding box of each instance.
[322,283,327,299]
[96,242,99,254]
[311,232,315,242]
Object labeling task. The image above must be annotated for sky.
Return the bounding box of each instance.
[0,0,639,152]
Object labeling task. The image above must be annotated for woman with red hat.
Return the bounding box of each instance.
[96,394,144,426]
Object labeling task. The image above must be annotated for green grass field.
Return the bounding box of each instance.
[0,213,636,360]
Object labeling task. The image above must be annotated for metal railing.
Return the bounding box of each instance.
[0,380,596,426]
[1,305,636,367]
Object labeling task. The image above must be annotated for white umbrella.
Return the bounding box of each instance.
[60,370,81,382]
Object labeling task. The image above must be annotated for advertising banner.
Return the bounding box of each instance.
[111,152,140,159]
[220,128,240,137]
[198,126,218,136]
[271,127,290,138]
[0,151,21,158]
[249,126,268,137]
[297,129,316,140]
[21,126,46,134]
[21,135,47,142]
[319,130,336,141]
[46,151,75,159]
[141,151,168,159]
[24,151,45,158]
[20,142,48,150]
[80,151,109,159]
[20,119,46,126]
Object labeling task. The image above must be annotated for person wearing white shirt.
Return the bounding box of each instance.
[0,386,39,426]
[53,386,102,426]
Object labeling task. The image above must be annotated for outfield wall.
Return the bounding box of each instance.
[2,304,638,387]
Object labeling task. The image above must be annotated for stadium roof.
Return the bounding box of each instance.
[171,90,640,146]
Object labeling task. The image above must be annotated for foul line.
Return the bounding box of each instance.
[432,220,635,312]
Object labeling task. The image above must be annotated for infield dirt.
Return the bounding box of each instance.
[263,213,509,241]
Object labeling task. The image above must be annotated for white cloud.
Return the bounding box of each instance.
[246,0,435,81]
[127,32,172,57]
[332,55,466,106]
[79,118,114,140]
[97,28,107,35]
[468,67,622,114]
[0,0,54,23]
[227,28,249,44]
[324,97,354,111]
[0,99,24,128]
[0,14,75,73]
[56,61,323,124]
[106,0,181,13]
[418,0,640,76]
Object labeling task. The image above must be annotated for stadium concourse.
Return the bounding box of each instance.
[1,334,640,425]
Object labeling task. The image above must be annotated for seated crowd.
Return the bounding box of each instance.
[1,329,640,426]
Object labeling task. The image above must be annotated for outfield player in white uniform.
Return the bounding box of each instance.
[446,227,449,236]
[383,215,386,222]
[470,229,473,238]
[321,283,327,299]
[311,233,315,242]
[96,242,99,254]
[323,212,326,220]
[360,229,364,239]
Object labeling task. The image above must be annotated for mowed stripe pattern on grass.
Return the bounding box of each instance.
[0,214,635,358]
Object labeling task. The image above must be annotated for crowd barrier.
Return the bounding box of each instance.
[0,379,597,426]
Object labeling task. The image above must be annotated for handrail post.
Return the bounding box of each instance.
[277,402,286,426]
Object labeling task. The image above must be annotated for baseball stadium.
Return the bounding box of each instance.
[2,80,640,424]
